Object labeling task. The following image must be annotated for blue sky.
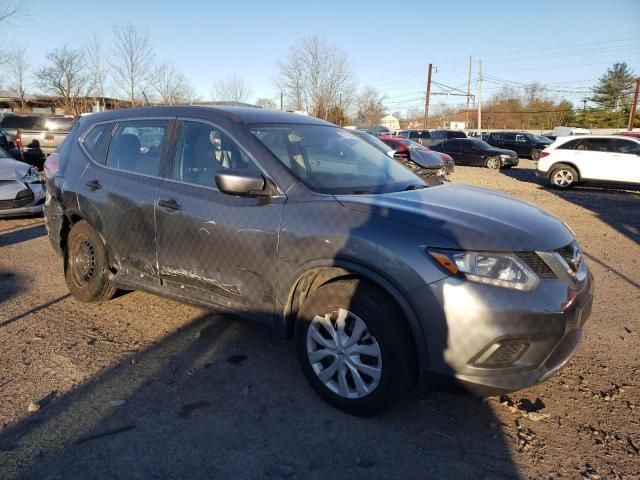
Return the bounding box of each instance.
[2,0,639,112]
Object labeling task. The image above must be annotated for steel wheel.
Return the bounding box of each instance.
[70,236,97,288]
[306,308,382,399]
[486,157,501,169]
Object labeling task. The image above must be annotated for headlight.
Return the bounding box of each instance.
[429,250,540,291]
[500,154,511,159]
[23,167,43,184]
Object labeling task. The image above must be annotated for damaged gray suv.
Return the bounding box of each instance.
[44,107,594,415]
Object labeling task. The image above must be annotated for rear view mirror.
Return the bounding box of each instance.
[215,170,266,196]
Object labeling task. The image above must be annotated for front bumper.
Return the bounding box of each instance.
[410,268,594,395]
[501,156,519,167]
[0,182,45,218]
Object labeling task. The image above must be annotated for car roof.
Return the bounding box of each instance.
[78,106,334,127]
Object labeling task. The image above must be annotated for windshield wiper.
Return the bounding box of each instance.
[350,190,377,195]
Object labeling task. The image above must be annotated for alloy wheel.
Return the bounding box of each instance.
[553,169,574,187]
[486,157,500,169]
[306,308,382,399]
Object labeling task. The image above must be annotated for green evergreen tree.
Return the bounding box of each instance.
[590,63,635,110]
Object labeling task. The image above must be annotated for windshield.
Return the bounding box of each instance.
[527,134,550,142]
[354,130,394,153]
[252,125,425,194]
[400,139,425,149]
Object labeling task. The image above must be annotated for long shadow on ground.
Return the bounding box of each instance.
[0,312,521,480]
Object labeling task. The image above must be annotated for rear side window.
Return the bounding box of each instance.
[0,116,45,129]
[503,133,516,141]
[613,139,640,155]
[489,133,501,141]
[575,138,610,152]
[446,140,461,152]
[82,123,114,164]
[557,139,581,150]
[105,120,170,176]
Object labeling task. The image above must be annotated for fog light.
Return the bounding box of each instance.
[482,342,528,366]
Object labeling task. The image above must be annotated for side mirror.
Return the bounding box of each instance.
[215,170,266,196]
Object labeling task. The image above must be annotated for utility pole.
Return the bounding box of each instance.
[280,92,284,111]
[423,63,432,129]
[628,78,640,131]
[466,55,472,128]
[339,93,342,127]
[477,59,482,135]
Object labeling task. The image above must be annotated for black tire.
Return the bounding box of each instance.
[295,279,416,416]
[485,156,501,169]
[549,164,578,189]
[65,220,116,303]
[531,149,542,160]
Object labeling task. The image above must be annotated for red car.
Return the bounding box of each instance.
[615,132,640,138]
[379,135,455,174]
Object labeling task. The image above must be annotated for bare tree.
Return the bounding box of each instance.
[85,34,107,101]
[34,46,90,115]
[7,45,29,110]
[276,35,353,119]
[354,86,385,126]
[213,75,253,103]
[0,0,19,24]
[153,62,194,105]
[111,23,155,107]
[255,97,277,110]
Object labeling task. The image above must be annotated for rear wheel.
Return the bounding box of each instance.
[485,156,501,169]
[65,220,116,303]
[550,164,578,189]
[295,279,416,416]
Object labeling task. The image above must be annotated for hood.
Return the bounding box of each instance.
[0,157,29,180]
[336,183,574,251]
[486,148,517,157]
[409,148,444,169]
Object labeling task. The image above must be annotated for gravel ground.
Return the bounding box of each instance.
[0,160,638,480]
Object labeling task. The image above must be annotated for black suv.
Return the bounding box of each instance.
[486,132,552,160]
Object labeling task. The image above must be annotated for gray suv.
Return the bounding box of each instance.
[44,107,594,415]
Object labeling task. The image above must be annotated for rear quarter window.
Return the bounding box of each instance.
[81,123,114,164]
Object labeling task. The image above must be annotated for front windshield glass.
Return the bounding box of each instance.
[252,125,425,194]
[527,134,549,142]
[359,131,395,153]
[400,139,425,149]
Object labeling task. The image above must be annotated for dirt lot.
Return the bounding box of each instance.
[1,160,638,480]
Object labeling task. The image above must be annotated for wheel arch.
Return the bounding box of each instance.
[282,260,430,377]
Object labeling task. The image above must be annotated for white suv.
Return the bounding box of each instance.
[537,135,640,188]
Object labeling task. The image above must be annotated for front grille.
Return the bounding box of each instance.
[516,252,556,279]
[0,188,34,210]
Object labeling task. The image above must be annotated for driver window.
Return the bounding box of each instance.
[173,121,257,187]
[515,134,527,143]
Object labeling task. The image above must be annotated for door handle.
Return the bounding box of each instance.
[158,198,182,212]
[84,179,102,191]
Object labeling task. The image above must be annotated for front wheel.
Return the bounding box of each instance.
[295,279,416,416]
[531,149,542,160]
[65,220,116,303]
[485,156,501,169]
